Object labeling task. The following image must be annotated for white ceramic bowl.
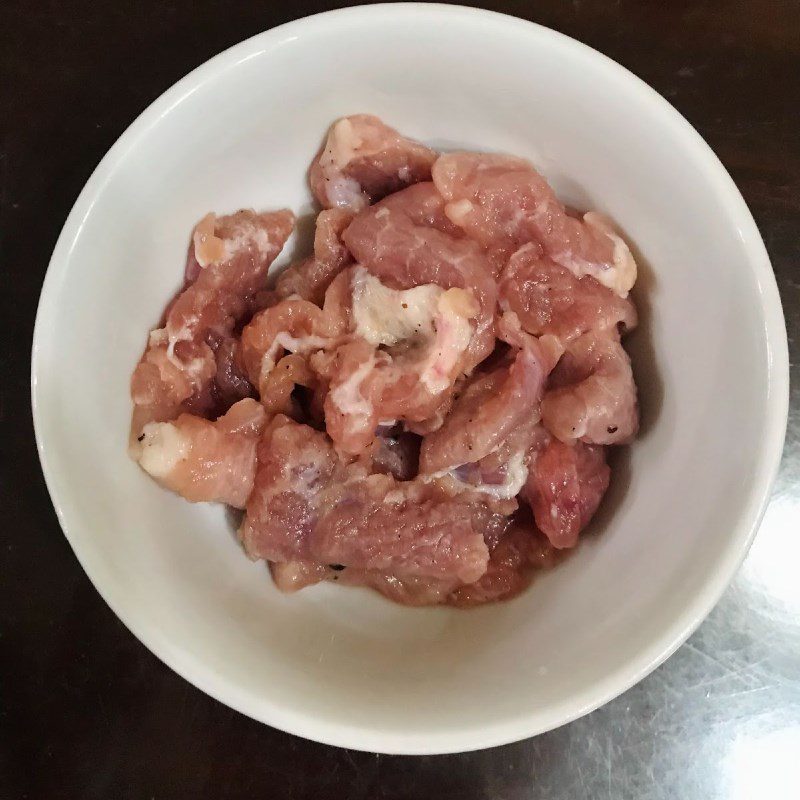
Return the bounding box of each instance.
[32,4,789,754]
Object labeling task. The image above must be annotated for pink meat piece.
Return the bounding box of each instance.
[204,332,255,410]
[239,281,349,399]
[343,183,497,373]
[241,417,492,582]
[133,398,267,508]
[316,337,471,457]
[339,570,459,606]
[240,415,339,562]
[270,560,460,606]
[312,265,482,455]
[432,153,637,295]
[450,418,550,501]
[270,560,333,592]
[312,338,383,454]
[259,353,318,420]
[274,209,355,305]
[523,438,610,549]
[499,244,638,344]
[130,339,217,438]
[541,331,639,445]
[309,115,437,212]
[130,209,294,439]
[419,333,550,474]
[309,476,490,583]
[448,523,559,607]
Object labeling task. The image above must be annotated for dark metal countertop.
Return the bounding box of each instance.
[2,2,797,797]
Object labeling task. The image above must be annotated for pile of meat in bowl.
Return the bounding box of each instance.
[129,115,640,607]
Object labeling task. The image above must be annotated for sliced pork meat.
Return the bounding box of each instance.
[133,398,266,508]
[240,288,348,399]
[541,331,639,445]
[449,523,558,607]
[523,439,610,549]
[131,115,644,608]
[311,266,482,454]
[309,115,437,212]
[339,570,459,606]
[204,332,255,410]
[240,415,338,562]
[259,353,317,418]
[131,209,293,439]
[433,152,637,296]
[343,183,496,371]
[130,337,217,438]
[420,332,550,474]
[241,418,492,583]
[274,209,354,305]
[310,476,490,583]
[499,244,637,344]
[445,418,551,508]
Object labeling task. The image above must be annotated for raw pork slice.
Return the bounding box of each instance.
[309,115,437,211]
[309,476,490,583]
[344,182,496,372]
[541,331,639,445]
[499,243,637,343]
[134,398,267,507]
[130,209,294,438]
[240,415,338,562]
[274,208,354,305]
[241,418,492,582]
[316,269,481,454]
[449,523,559,607]
[419,332,550,474]
[433,152,637,295]
[522,438,610,548]
[239,282,349,399]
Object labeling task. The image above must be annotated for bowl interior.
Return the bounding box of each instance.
[32,6,786,753]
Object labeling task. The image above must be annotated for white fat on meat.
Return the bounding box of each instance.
[444,199,474,227]
[137,422,190,478]
[352,266,441,347]
[419,289,477,393]
[422,451,528,501]
[222,226,277,262]
[259,332,332,384]
[577,213,637,298]
[148,327,168,347]
[319,118,369,211]
[193,212,278,268]
[192,213,226,267]
[330,352,376,422]
[164,314,200,376]
[478,451,528,499]
[351,267,477,393]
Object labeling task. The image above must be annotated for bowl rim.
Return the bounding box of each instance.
[31,3,790,754]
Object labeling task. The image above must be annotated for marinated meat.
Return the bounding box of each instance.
[499,244,637,344]
[343,183,496,372]
[131,209,293,440]
[433,152,637,294]
[130,115,644,608]
[522,438,610,548]
[274,208,354,305]
[541,331,639,445]
[133,398,266,508]
[309,115,437,211]
[419,330,550,474]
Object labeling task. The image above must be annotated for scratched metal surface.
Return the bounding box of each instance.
[1,1,799,797]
